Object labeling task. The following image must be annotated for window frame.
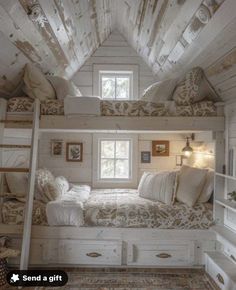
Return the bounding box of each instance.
[99,138,132,181]
[92,133,138,188]
[99,71,133,100]
[93,64,139,100]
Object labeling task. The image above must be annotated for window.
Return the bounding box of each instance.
[99,71,133,100]
[99,139,131,180]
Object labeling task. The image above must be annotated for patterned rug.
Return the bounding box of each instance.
[5,268,219,290]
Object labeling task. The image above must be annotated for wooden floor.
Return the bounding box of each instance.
[4,268,220,290]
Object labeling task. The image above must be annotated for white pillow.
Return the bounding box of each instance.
[198,169,214,203]
[55,176,70,195]
[47,76,82,100]
[141,79,178,103]
[176,165,207,207]
[23,63,56,101]
[5,172,28,197]
[138,171,177,205]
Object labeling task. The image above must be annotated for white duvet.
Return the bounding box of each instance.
[46,185,90,226]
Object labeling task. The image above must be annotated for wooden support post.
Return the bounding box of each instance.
[20,99,40,270]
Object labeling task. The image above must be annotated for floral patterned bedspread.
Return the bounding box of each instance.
[7,97,217,117]
[1,189,213,229]
[84,189,213,229]
[1,199,47,225]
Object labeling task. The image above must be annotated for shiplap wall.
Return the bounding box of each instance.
[37,132,214,186]
[72,30,157,99]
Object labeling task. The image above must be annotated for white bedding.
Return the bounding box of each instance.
[64,96,101,116]
[46,184,91,226]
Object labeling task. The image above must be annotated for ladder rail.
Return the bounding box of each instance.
[20,99,40,270]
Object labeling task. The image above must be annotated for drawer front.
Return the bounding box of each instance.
[206,256,234,290]
[58,240,122,265]
[127,241,194,266]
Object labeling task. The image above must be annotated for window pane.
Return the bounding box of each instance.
[101,159,114,178]
[116,77,129,99]
[102,77,115,99]
[115,159,129,178]
[101,140,115,158]
[116,141,129,158]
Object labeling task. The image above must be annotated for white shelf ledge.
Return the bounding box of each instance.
[215,198,236,213]
[211,225,236,249]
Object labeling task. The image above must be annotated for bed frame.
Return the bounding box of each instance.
[0,98,225,269]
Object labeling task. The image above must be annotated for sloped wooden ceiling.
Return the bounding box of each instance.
[0,0,114,97]
[0,0,236,102]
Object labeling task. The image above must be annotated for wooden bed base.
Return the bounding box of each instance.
[2,224,216,268]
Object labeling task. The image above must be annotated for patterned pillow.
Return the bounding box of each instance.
[141,78,178,103]
[192,101,217,116]
[35,169,55,203]
[172,67,204,105]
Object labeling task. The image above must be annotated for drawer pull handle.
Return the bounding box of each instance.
[156,253,172,259]
[216,273,224,285]
[230,254,236,262]
[86,252,102,258]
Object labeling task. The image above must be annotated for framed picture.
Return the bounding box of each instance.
[152,140,169,157]
[66,142,83,162]
[141,151,151,163]
[51,140,63,156]
[176,155,183,166]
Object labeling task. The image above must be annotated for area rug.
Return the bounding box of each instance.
[5,268,219,290]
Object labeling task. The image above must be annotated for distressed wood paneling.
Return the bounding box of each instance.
[0,0,113,96]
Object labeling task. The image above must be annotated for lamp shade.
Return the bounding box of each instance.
[182,137,193,157]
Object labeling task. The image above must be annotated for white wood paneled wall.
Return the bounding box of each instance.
[72,30,157,98]
[37,132,214,185]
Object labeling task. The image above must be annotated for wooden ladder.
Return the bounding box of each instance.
[0,98,40,270]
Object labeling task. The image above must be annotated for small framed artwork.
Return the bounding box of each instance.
[66,142,83,162]
[51,140,63,156]
[141,151,151,163]
[152,140,169,157]
[176,155,183,166]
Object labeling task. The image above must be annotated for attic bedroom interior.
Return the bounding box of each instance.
[0,0,236,289]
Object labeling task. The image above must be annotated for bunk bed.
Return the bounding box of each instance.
[0,94,225,269]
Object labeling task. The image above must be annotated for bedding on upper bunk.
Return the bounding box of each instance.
[6,96,218,117]
[1,189,213,229]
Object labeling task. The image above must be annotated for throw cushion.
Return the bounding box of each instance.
[198,169,214,203]
[23,63,56,101]
[5,172,28,197]
[141,78,178,103]
[35,168,55,203]
[176,165,207,207]
[138,171,177,205]
[47,76,82,100]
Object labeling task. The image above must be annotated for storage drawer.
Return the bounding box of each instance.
[127,241,195,266]
[205,252,236,290]
[57,240,122,265]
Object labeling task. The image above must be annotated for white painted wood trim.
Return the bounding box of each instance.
[39,116,225,132]
[20,99,40,270]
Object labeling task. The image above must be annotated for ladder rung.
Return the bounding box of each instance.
[0,144,31,149]
[0,167,29,173]
[0,120,33,124]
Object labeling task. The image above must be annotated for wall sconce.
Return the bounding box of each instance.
[182,133,194,157]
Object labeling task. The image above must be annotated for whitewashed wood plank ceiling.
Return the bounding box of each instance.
[0,0,236,102]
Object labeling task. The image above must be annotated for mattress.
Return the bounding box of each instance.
[6,97,217,117]
[84,189,213,229]
[1,199,47,225]
[1,189,213,229]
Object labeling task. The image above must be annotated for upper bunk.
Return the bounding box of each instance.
[0,97,225,132]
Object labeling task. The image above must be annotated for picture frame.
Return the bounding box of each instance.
[51,140,63,157]
[66,142,83,162]
[141,151,151,163]
[152,140,169,157]
[176,155,183,166]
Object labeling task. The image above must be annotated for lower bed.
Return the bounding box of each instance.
[1,189,213,229]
